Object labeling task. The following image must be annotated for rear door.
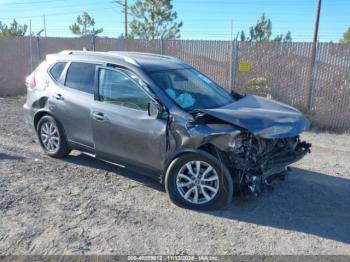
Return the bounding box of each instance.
[91,67,168,172]
[49,62,98,150]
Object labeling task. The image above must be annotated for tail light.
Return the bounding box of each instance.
[26,74,36,89]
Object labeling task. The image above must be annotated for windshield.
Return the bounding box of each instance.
[149,68,234,111]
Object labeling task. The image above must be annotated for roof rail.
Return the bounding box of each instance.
[119,51,183,62]
[58,50,91,55]
[59,50,74,55]
[107,51,140,66]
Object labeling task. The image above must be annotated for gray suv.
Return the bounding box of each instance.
[24,51,311,210]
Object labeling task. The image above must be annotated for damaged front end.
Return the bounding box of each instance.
[178,115,311,197]
[184,94,312,196]
[180,106,311,196]
[220,132,311,196]
[166,94,312,197]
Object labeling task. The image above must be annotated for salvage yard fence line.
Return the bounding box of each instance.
[0,36,349,131]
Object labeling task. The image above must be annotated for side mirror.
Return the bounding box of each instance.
[230,90,243,100]
[147,101,163,118]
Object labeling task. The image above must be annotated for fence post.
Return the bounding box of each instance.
[91,35,96,51]
[306,42,319,111]
[229,40,238,91]
[160,37,164,55]
[29,21,33,72]
[36,36,41,63]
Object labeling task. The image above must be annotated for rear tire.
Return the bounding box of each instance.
[37,115,70,158]
[165,151,233,210]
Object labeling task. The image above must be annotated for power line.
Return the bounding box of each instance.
[113,0,128,38]
[0,0,111,5]
[0,7,118,20]
[1,0,72,5]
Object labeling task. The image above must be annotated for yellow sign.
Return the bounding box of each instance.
[238,62,252,72]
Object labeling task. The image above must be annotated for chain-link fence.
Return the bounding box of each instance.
[0,36,349,131]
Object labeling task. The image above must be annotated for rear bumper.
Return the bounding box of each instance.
[23,103,35,129]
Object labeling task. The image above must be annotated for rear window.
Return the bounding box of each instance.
[65,62,96,94]
[49,62,66,81]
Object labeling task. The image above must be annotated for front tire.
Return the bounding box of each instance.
[165,151,233,210]
[37,115,70,158]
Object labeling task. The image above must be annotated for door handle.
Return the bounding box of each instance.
[92,112,108,122]
[54,94,64,101]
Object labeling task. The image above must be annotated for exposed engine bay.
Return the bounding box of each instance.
[221,132,311,196]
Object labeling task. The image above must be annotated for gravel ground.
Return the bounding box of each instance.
[0,97,350,255]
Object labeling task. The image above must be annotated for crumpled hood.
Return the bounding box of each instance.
[200,95,310,139]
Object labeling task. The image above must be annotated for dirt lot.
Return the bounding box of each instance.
[0,97,350,255]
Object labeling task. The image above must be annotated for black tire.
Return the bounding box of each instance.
[165,151,233,210]
[36,115,70,158]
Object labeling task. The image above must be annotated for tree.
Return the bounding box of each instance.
[249,13,272,41]
[240,30,246,41]
[240,13,292,42]
[340,27,350,44]
[274,31,292,42]
[129,0,183,40]
[0,19,27,36]
[69,12,103,36]
[117,33,134,39]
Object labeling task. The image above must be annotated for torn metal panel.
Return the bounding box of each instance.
[166,112,241,153]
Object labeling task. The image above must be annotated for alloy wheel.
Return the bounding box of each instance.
[176,160,219,204]
[40,122,60,152]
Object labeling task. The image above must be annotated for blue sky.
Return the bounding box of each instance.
[0,0,349,42]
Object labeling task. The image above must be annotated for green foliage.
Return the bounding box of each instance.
[249,13,272,41]
[69,12,103,36]
[117,33,134,39]
[0,20,27,36]
[240,30,246,41]
[274,31,292,42]
[245,77,272,98]
[129,0,183,40]
[339,27,350,44]
[240,13,292,42]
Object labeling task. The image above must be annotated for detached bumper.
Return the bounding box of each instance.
[227,138,311,176]
[261,141,311,176]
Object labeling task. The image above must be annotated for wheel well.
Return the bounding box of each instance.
[198,143,232,177]
[33,111,53,129]
[160,143,223,184]
[33,112,69,149]
[198,143,221,159]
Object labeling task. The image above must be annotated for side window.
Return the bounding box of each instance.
[121,69,156,98]
[49,62,66,81]
[99,68,152,111]
[65,62,96,94]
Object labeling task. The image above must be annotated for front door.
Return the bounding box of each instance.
[91,67,168,173]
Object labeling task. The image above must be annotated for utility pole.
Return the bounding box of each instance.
[113,0,128,38]
[306,0,322,110]
[124,0,128,38]
[43,14,47,37]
